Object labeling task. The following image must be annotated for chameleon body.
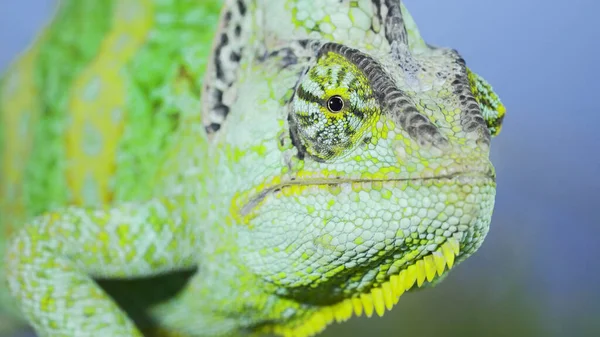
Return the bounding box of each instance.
[0,0,505,336]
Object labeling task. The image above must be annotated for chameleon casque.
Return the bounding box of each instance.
[0,0,506,336]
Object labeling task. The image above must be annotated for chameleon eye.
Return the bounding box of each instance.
[290,51,381,161]
[327,95,344,112]
[466,68,506,137]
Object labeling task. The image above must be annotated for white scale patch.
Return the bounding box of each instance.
[83,76,102,101]
[349,91,371,110]
[82,173,100,207]
[390,41,422,91]
[82,121,103,156]
[304,109,327,139]
[341,70,356,88]
[301,77,325,97]
[325,64,342,89]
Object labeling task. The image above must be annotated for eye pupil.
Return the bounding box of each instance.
[327,96,344,112]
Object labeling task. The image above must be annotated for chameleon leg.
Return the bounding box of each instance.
[4,197,199,337]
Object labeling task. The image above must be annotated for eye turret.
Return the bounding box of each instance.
[290,51,381,161]
[466,68,506,137]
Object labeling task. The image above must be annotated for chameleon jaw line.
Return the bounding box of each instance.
[240,171,494,217]
[263,238,462,337]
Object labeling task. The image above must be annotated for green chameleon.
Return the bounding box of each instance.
[0,0,506,336]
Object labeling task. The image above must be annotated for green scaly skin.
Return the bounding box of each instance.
[0,1,506,336]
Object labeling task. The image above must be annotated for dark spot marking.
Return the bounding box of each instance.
[298,39,310,48]
[206,123,221,133]
[213,89,223,102]
[351,108,365,120]
[230,51,241,62]
[213,104,230,118]
[288,112,307,161]
[295,114,314,128]
[297,85,323,105]
[237,0,247,15]
[214,34,230,80]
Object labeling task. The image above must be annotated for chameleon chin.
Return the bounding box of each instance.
[0,1,505,337]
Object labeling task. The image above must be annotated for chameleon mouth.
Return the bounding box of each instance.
[261,238,462,337]
[233,170,490,337]
[239,170,494,217]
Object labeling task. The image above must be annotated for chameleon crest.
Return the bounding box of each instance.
[0,1,505,337]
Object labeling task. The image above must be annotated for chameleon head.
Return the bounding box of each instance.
[212,0,505,333]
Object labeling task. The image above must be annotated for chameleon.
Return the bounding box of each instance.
[0,0,506,336]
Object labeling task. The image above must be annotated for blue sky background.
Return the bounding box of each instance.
[1,1,599,336]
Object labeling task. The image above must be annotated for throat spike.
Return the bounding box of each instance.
[442,243,456,268]
[381,282,394,310]
[415,260,427,286]
[352,297,363,316]
[360,293,375,317]
[404,264,418,290]
[423,255,437,282]
[433,251,447,276]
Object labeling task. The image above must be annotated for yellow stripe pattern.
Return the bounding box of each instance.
[65,0,154,206]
